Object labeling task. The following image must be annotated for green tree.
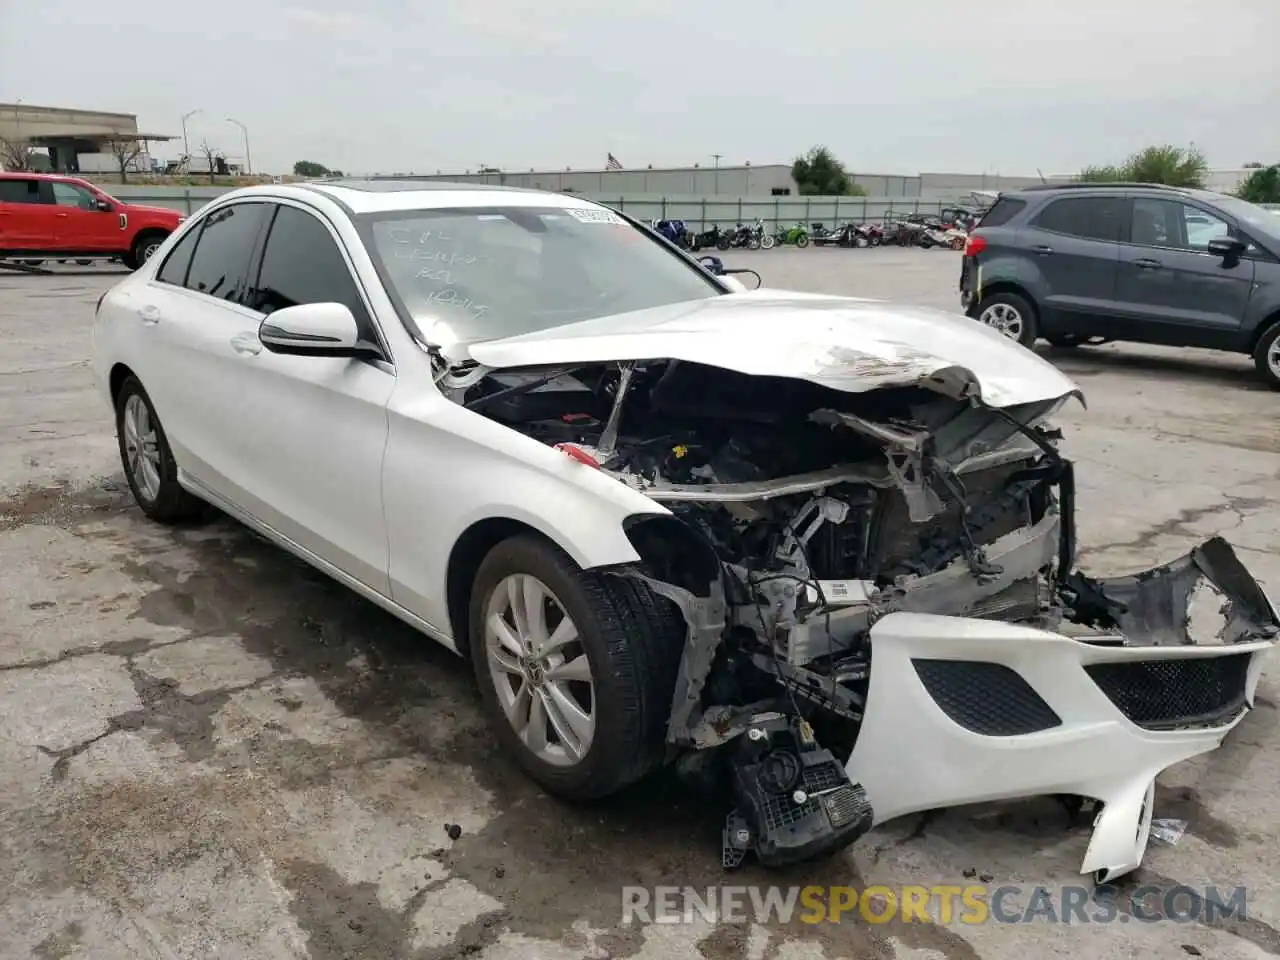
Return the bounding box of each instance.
[1078,144,1208,188]
[1236,164,1280,204]
[293,160,331,177]
[792,146,862,196]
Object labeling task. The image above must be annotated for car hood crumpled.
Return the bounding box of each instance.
[463,290,1083,409]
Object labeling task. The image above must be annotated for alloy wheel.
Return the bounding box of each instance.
[122,393,162,502]
[142,241,162,262]
[1268,338,1280,380]
[978,302,1024,340]
[484,573,595,767]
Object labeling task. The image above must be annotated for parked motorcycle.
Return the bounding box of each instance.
[773,222,809,247]
[854,222,884,247]
[690,225,727,251]
[724,222,762,250]
[753,218,774,249]
[653,219,690,249]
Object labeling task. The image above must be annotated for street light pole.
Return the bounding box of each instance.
[226,117,251,175]
[180,109,202,161]
[712,153,722,195]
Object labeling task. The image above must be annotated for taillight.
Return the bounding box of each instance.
[964,233,988,257]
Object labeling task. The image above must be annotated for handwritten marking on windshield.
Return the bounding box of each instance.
[393,247,479,265]
[427,288,489,319]
[387,227,453,244]
[416,267,455,283]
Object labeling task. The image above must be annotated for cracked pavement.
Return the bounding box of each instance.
[3,252,1280,960]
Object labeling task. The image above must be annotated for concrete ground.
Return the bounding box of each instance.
[2,249,1280,960]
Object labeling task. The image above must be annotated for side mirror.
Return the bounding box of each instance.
[1207,237,1246,260]
[258,302,365,357]
[94,198,113,212]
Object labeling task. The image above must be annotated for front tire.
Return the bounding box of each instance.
[760,235,775,250]
[126,232,168,271]
[115,376,207,523]
[796,234,809,248]
[468,535,686,801]
[1252,322,1280,390]
[972,291,1038,348]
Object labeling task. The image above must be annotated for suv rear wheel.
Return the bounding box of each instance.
[1253,322,1280,391]
[972,291,1038,348]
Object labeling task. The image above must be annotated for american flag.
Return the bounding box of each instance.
[606,153,623,170]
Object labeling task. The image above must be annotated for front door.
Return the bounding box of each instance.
[48,180,122,252]
[1113,197,1256,348]
[225,201,395,594]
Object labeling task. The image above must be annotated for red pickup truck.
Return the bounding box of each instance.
[0,172,183,269]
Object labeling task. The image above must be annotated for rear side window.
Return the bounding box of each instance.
[1032,197,1123,242]
[245,205,376,341]
[183,202,270,302]
[0,179,44,204]
[976,197,1025,227]
[155,225,201,287]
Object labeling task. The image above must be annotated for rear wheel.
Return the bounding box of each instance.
[469,535,686,801]
[114,376,208,523]
[1252,322,1280,390]
[973,291,1038,348]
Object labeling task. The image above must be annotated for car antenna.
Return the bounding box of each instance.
[1036,168,1047,184]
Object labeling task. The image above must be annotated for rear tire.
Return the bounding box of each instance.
[114,376,208,524]
[468,535,687,801]
[972,291,1038,348]
[1252,322,1280,391]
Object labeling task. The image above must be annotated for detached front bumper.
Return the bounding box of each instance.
[847,537,1279,883]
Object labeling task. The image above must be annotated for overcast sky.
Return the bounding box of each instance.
[3,0,1277,176]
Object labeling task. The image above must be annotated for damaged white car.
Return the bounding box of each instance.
[92,181,1280,884]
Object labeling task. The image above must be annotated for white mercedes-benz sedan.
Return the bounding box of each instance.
[93,180,1278,878]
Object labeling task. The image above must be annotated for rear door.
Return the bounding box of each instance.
[1020,195,1125,335]
[127,201,274,491]
[48,180,121,252]
[1113,196,1256,348]
[0,177,61,251]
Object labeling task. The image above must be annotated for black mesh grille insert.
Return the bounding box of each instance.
[1085,654,1251,730]
[913,659,1061,736]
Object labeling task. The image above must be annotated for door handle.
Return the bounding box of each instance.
[1031,244,1053,255]
[230,332,262,356]
[138,304,161,325]
[1133,258,1163,269]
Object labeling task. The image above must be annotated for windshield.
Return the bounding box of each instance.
[362,205,722,344]
[1211,195,1280,246]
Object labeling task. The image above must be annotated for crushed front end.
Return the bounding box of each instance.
[454,355,1279,878]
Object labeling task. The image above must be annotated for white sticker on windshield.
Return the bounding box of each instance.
[567,207,624,225]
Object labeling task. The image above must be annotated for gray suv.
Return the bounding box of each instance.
[958,183,1280,388]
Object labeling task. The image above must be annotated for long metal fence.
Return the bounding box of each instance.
[106,185,1280,230]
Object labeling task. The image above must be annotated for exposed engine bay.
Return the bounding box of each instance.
[445,355,1280,870]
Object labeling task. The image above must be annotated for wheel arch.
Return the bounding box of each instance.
[444,510,719,663]
[1247,310,1280,354]
[108,362,137,404]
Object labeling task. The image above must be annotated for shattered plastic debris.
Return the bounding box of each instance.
[1150,819,1187,845]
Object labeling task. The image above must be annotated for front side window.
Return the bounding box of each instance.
[182,202,270,302]
[0,179,45,204]
[1180,206,1231,250]
[245,205,375,341]
[1032,196,1123,242]
[362,205,721,344]
[50,181,97,210]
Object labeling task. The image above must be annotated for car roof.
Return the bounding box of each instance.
[285,178,604,215]
[1005,182,1226,204]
